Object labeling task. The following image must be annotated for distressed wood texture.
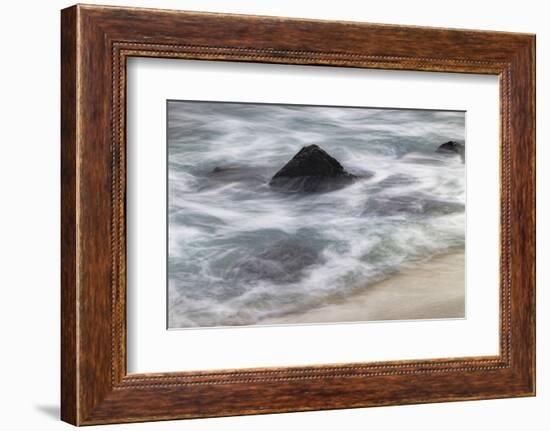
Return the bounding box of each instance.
[61,4,535,426]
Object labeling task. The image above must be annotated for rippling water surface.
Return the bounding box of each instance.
[167,101,465,328]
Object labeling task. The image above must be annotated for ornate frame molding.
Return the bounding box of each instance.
[61,5,535,425]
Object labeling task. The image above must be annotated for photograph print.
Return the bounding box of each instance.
[167,100,466,329]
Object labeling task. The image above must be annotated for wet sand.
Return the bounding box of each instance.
[261,252,465,325]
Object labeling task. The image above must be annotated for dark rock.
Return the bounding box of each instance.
[272,145,351,178]
[436,141,465,161]
[269,145,357,192]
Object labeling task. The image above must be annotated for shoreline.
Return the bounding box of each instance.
[261,252,465,325]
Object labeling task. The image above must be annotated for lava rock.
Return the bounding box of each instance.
[269,145,357,192]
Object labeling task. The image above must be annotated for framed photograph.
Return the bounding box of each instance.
[61,4,536,425]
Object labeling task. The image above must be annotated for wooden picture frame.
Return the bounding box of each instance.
[61,4,536,425]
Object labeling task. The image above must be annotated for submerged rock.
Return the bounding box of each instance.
[269,144,357,192]
[436,141,465,161]
[362,195,465,217]
[231,239,321,284]
[208,165,266,180]
[201,165,268,190]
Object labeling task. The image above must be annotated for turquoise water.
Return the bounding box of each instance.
[167,101,465,328]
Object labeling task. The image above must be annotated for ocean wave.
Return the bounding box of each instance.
[167,101,465,328]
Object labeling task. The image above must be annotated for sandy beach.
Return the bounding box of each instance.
[261,252,465,325]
